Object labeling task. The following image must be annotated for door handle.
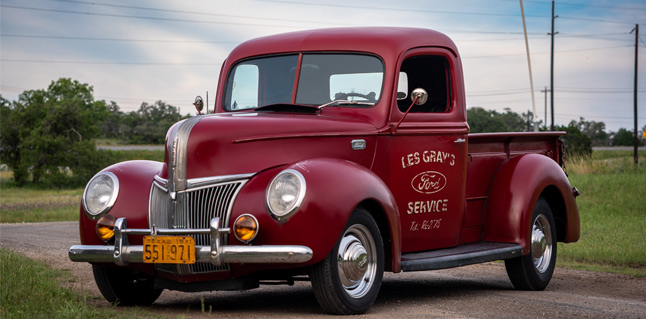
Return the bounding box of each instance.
[454,138,465,143]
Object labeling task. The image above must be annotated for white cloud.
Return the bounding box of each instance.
[1,0,644,131]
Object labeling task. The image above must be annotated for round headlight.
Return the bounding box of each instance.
[266,169,306,221]
[82,172,119,220]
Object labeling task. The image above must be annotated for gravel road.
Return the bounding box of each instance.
[1,221,645,318]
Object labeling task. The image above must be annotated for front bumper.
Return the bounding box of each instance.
[69,217,313,266]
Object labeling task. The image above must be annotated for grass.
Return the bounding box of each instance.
[0,186,83,223]
[0,149,644,271]
[0,248,123,319]
[110,149,165,162]
[0,149,643,318]
[0,148,163,223]
[557,150,646,277]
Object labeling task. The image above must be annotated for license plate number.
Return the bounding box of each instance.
[143,236,195,264]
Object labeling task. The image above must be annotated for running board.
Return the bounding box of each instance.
[401,242,523,272]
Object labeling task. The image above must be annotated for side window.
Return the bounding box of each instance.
[397,55,451,113]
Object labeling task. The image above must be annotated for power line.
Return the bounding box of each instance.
[2,32,633,45]
[0,34,239,44]
[559,15,639,26]
[250,0,640,25]
[469,87,646,96]
[44,0,351,27]
[497,0,646,12]
[0,58,221,66]
[0,4,319,29]
[251,0,546,18]
[550,0,646,11]
[0,4,544,38]
[463,44,631,59]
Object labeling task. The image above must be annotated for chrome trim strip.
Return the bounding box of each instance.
[69,217,313,265]
[168,116,202,194]
[186,173,255,189]
[154,175,168,186]
[68,245,314,265]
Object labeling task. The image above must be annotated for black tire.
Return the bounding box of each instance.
[505,197,557,291]
[92,264,163,306]
[310,207,384,315]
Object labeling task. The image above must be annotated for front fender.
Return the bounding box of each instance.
[79,160,163,246]
[483,154,579,254]
[230,158,401,274]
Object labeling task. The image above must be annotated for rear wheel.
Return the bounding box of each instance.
[505,197,557,290]
[310,207,384,315]
[93,265,162,306]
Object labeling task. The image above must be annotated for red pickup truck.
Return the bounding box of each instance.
[70,27,580,315]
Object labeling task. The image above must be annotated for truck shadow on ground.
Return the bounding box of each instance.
[149,272,513,316]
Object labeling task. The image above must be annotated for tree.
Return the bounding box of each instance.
[467,107,532,133]
[467,107,509,133]
[503,108,527,131]
[122,101,187,144]
[556,121,592,158]
[612,128,644,146]
[568,117,608,146]
[0,78,112,186]
[100,101,125,140]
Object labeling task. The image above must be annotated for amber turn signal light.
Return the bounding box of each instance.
[96,214,116,242]
[234,214,258,244]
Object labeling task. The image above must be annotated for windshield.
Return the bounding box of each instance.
[224,53,384,111]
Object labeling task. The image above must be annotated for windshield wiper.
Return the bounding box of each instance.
[318,100,375,109]
[254,103,319,113]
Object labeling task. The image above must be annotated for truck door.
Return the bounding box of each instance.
[389,49,468,253]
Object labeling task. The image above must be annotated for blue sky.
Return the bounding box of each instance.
[1,0,644,132]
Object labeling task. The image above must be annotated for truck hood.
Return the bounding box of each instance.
[160,112,379,188]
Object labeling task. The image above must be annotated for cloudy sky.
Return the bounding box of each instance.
[1,0,644,132]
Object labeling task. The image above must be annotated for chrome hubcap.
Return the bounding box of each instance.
[531,214,553,273]
[337,224,376,299]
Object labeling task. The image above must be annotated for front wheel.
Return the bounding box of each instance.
[310,207,384,315]
[505,197,557,290]
[92,265,162,306]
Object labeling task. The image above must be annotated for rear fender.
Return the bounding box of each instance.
[483,154,579,254]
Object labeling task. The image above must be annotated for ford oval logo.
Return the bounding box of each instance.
[411,171,447,194]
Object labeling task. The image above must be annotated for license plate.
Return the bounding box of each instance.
[143,236,195,264]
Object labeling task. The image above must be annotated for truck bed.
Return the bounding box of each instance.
[461,131,565,243]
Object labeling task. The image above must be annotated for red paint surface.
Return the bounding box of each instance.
[78,28,579,281]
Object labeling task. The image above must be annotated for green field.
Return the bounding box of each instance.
[0,149,164,223]
[557,150,646,276]
[0,248,158,319]
[1,149,644,275]
[0,149,644,317]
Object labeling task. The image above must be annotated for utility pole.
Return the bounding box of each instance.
[519,0,538,131]
[549,0,558,130]
[635,24,639,165]
[541,86,549,129]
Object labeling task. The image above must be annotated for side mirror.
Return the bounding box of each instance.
[411,88,428,105]
[193,96,204,114]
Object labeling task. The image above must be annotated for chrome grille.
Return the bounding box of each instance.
[149,177,247,274]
